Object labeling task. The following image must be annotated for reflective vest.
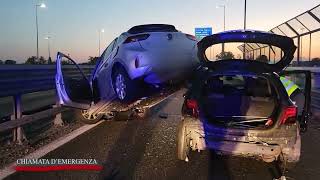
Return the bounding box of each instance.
[280,76,299,96]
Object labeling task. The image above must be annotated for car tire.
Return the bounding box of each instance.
[177,119,191,161]
[75,109,103,124]
[112,67,138,102]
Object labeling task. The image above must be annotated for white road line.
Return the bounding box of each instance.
[0,121,104,179]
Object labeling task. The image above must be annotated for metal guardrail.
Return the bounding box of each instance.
[0,64,94,144]
[287,66,320,110]
[287,66,320,89]
[312,90,320,109]
[238,4,320,63]
[0,65,94,98]
[286,66,320,73]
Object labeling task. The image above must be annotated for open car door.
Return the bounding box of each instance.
[55,52,93,109]
[280,70,312,132]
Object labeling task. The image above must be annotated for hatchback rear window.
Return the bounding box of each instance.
[204,42,284,64]
[201,75,277,122]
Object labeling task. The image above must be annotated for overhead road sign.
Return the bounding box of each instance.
[195,27,213,40]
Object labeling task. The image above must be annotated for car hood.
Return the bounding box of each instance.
[197,30,297,72]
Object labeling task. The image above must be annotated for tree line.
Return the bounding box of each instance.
[1,54,320,65]
[0,56,99,65]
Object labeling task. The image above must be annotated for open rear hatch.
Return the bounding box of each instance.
[197,30,296,72]
[196,30,297,129]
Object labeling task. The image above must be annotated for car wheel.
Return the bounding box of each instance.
[112,67,137,102]
[75,109,103,124]
[177,120,191,161]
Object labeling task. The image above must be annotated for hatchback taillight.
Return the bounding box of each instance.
[186,99,199,118]
[280,106,297,125]
[185,34,197,41]
[124,34,150,44]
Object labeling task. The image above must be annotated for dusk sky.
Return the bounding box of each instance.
[1,0,320,63]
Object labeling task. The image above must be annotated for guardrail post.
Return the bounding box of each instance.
[53,89,63,126]
[12,94,26,144]
[313,73,320,89]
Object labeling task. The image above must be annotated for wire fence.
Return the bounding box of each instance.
[239,4,320,65]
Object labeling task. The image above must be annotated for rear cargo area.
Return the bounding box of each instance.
[201,74,277,126]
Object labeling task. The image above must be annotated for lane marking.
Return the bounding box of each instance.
[0,121,104,179]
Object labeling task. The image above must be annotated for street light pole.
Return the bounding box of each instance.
[35,3,46,60]
[45,35,51,63]
[244,0,247,30]
[223,5,226,31]
[216,4,226,53]
[243,0,247,59]
[223,5,225,53]
[98,29,104,56]
[36,5,39,60]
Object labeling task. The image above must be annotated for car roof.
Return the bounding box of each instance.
[127,24,178,34]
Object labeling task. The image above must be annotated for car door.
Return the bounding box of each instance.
[55,52,93,109]
[280,70,312,132]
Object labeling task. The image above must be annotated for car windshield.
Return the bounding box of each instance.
[205,42,284,64]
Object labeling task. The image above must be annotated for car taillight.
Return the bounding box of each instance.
[124,34,150,44]
[280,106,297,125]
[186,99,199,117]
[185,34,197,41]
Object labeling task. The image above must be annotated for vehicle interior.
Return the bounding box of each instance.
[201,74,278,127]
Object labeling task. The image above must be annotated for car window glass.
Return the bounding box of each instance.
[117,34,126,45]
[101,39,116,61]
[205,42,283,64]
[111,38,118,50]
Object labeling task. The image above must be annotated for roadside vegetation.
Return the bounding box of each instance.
[0,56,100,65]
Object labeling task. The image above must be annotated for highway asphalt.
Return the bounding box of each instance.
[5,90,320,180]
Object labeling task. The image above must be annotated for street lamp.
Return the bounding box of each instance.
[98,29,105,56]
[35,3,46,60]
[216,4,226,53]
[44,35,51,64]
[243,0,247,59]
[216,5,226,31]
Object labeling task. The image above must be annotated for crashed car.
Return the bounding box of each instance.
[177,30,311,168]
[56,24,199,123]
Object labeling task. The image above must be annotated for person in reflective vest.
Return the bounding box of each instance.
[280,76,304,116]
[280,76,299,96]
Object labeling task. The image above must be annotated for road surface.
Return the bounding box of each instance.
[5,90,320,180]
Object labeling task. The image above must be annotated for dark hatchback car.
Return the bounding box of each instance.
[177,30,311,168]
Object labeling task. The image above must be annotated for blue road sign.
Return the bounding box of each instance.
[195,27,212,40]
